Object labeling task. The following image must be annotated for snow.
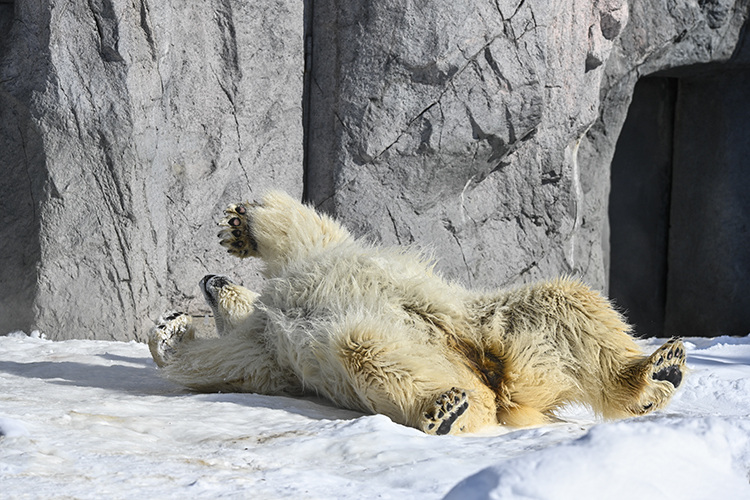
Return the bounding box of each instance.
[1,333,750,499]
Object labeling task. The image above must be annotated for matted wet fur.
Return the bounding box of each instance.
[149,191,686,435]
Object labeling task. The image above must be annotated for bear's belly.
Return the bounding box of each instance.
[262,310,371,413]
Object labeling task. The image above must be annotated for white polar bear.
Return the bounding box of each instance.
[149,191,686,435]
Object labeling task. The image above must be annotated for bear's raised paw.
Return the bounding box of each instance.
[218,202,258,258]
[421,388,469,436]
[148,311,195,368]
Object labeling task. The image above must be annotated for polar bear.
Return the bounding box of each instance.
[149,190,686,435]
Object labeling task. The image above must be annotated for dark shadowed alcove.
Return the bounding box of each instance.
[609,38,750,337]
[609,77,677,338]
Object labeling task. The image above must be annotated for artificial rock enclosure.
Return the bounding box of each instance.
[1,0,748,341]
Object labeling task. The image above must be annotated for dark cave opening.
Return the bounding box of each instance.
[609,65,750,338]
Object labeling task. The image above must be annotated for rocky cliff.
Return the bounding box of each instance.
[1,0,748,340]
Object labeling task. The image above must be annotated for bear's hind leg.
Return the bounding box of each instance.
[496,403,551,428]
[333,318,498,435]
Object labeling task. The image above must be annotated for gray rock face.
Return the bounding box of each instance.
[1,0,748,340]
[582,0,750,337]
[307,0,629,290]
[1,0,303,340]
[308,0,749,298]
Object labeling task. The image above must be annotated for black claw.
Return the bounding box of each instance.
[427,423,435,430]
[437,410,444,419]
[643,402,653,411]
[656,356,663,366]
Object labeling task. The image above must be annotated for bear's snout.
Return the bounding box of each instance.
[200,274,231,306]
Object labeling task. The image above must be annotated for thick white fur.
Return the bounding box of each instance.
[152,191,685,434]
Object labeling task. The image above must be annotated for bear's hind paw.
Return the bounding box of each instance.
[218,202,258,258]
[148,311,195,368]
[630,338,687,415]
[421,388,469,436]
[648,338,686,389]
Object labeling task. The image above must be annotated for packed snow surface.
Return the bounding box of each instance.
[1,332,750,499]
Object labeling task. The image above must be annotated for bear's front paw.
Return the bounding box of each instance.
[218,202,258,258]
[421,388,469,436]
[148,311,195,368]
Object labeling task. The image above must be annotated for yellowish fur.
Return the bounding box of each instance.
[151,191,686,435]
[213,282,259,335]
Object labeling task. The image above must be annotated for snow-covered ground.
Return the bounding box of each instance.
[1,332,750,500]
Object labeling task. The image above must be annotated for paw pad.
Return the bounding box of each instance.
[650,338,686,389]
[633,338,687,415]
[218,202,258,258]
[422,388,469,435]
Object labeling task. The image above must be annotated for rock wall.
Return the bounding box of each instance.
[0,0,304,339]
[1,0,748,340]
[307,0,630,290]
[307,0,749,295]
[584,0,750,337]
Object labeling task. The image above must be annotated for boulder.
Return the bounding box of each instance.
[582,0,750,336]
[307,0,624,290]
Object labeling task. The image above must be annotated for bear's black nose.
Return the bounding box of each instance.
[200,275,231,301]
[200,274,225,307]
[201,274,217,288]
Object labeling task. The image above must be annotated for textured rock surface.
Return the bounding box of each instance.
[1,0,748,340]
[581,0,750,336]
[307,0,626,290]
[0,0,303,340]
[580,0,750,267]
[307,0,749,296]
